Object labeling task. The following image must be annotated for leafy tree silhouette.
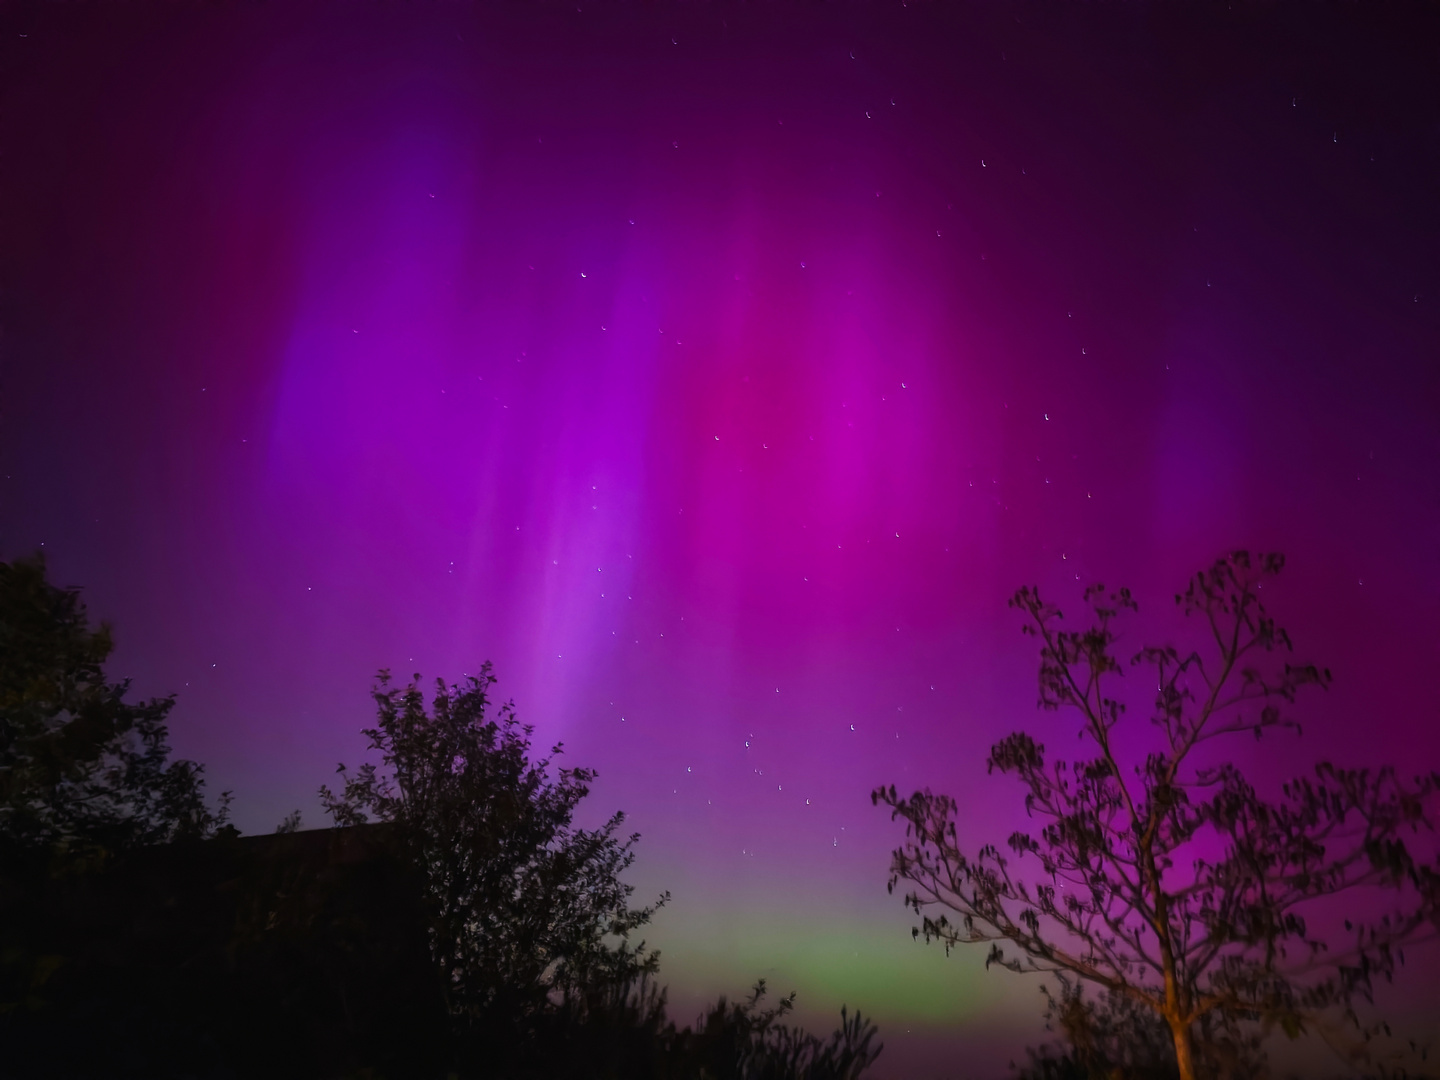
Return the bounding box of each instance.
[875,552,1440,1080]
[0,552,229,859]
[319,664,667,1052]
[319,666,884,1080]
[1,553,244,1070]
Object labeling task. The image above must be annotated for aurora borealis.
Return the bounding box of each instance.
[3,3,1438,1074]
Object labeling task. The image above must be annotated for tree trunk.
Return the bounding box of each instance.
[1169,1017,1197,1080]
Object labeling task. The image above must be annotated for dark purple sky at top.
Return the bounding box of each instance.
[2,3,1438,1074]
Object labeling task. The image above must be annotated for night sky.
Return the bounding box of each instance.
[3,3,1439,1075]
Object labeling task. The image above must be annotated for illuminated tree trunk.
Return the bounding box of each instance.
[1168,1017,1197,1080]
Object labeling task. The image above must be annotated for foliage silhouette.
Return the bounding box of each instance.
[319,664,667,1037]
[665,980,882,1080]
[1,551,242,1056]
[496,973,882,1080]
[876,552,1440,1080]
[0,553,229,859]
[316,666,883,1079]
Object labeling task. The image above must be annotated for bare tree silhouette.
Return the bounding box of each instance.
[876,552,1439,1079]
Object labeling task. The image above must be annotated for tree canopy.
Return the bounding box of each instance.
[0,553,228,859]
[876,552,1440,1079]
[318,666,885,1078]
[319,664,666,1025]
